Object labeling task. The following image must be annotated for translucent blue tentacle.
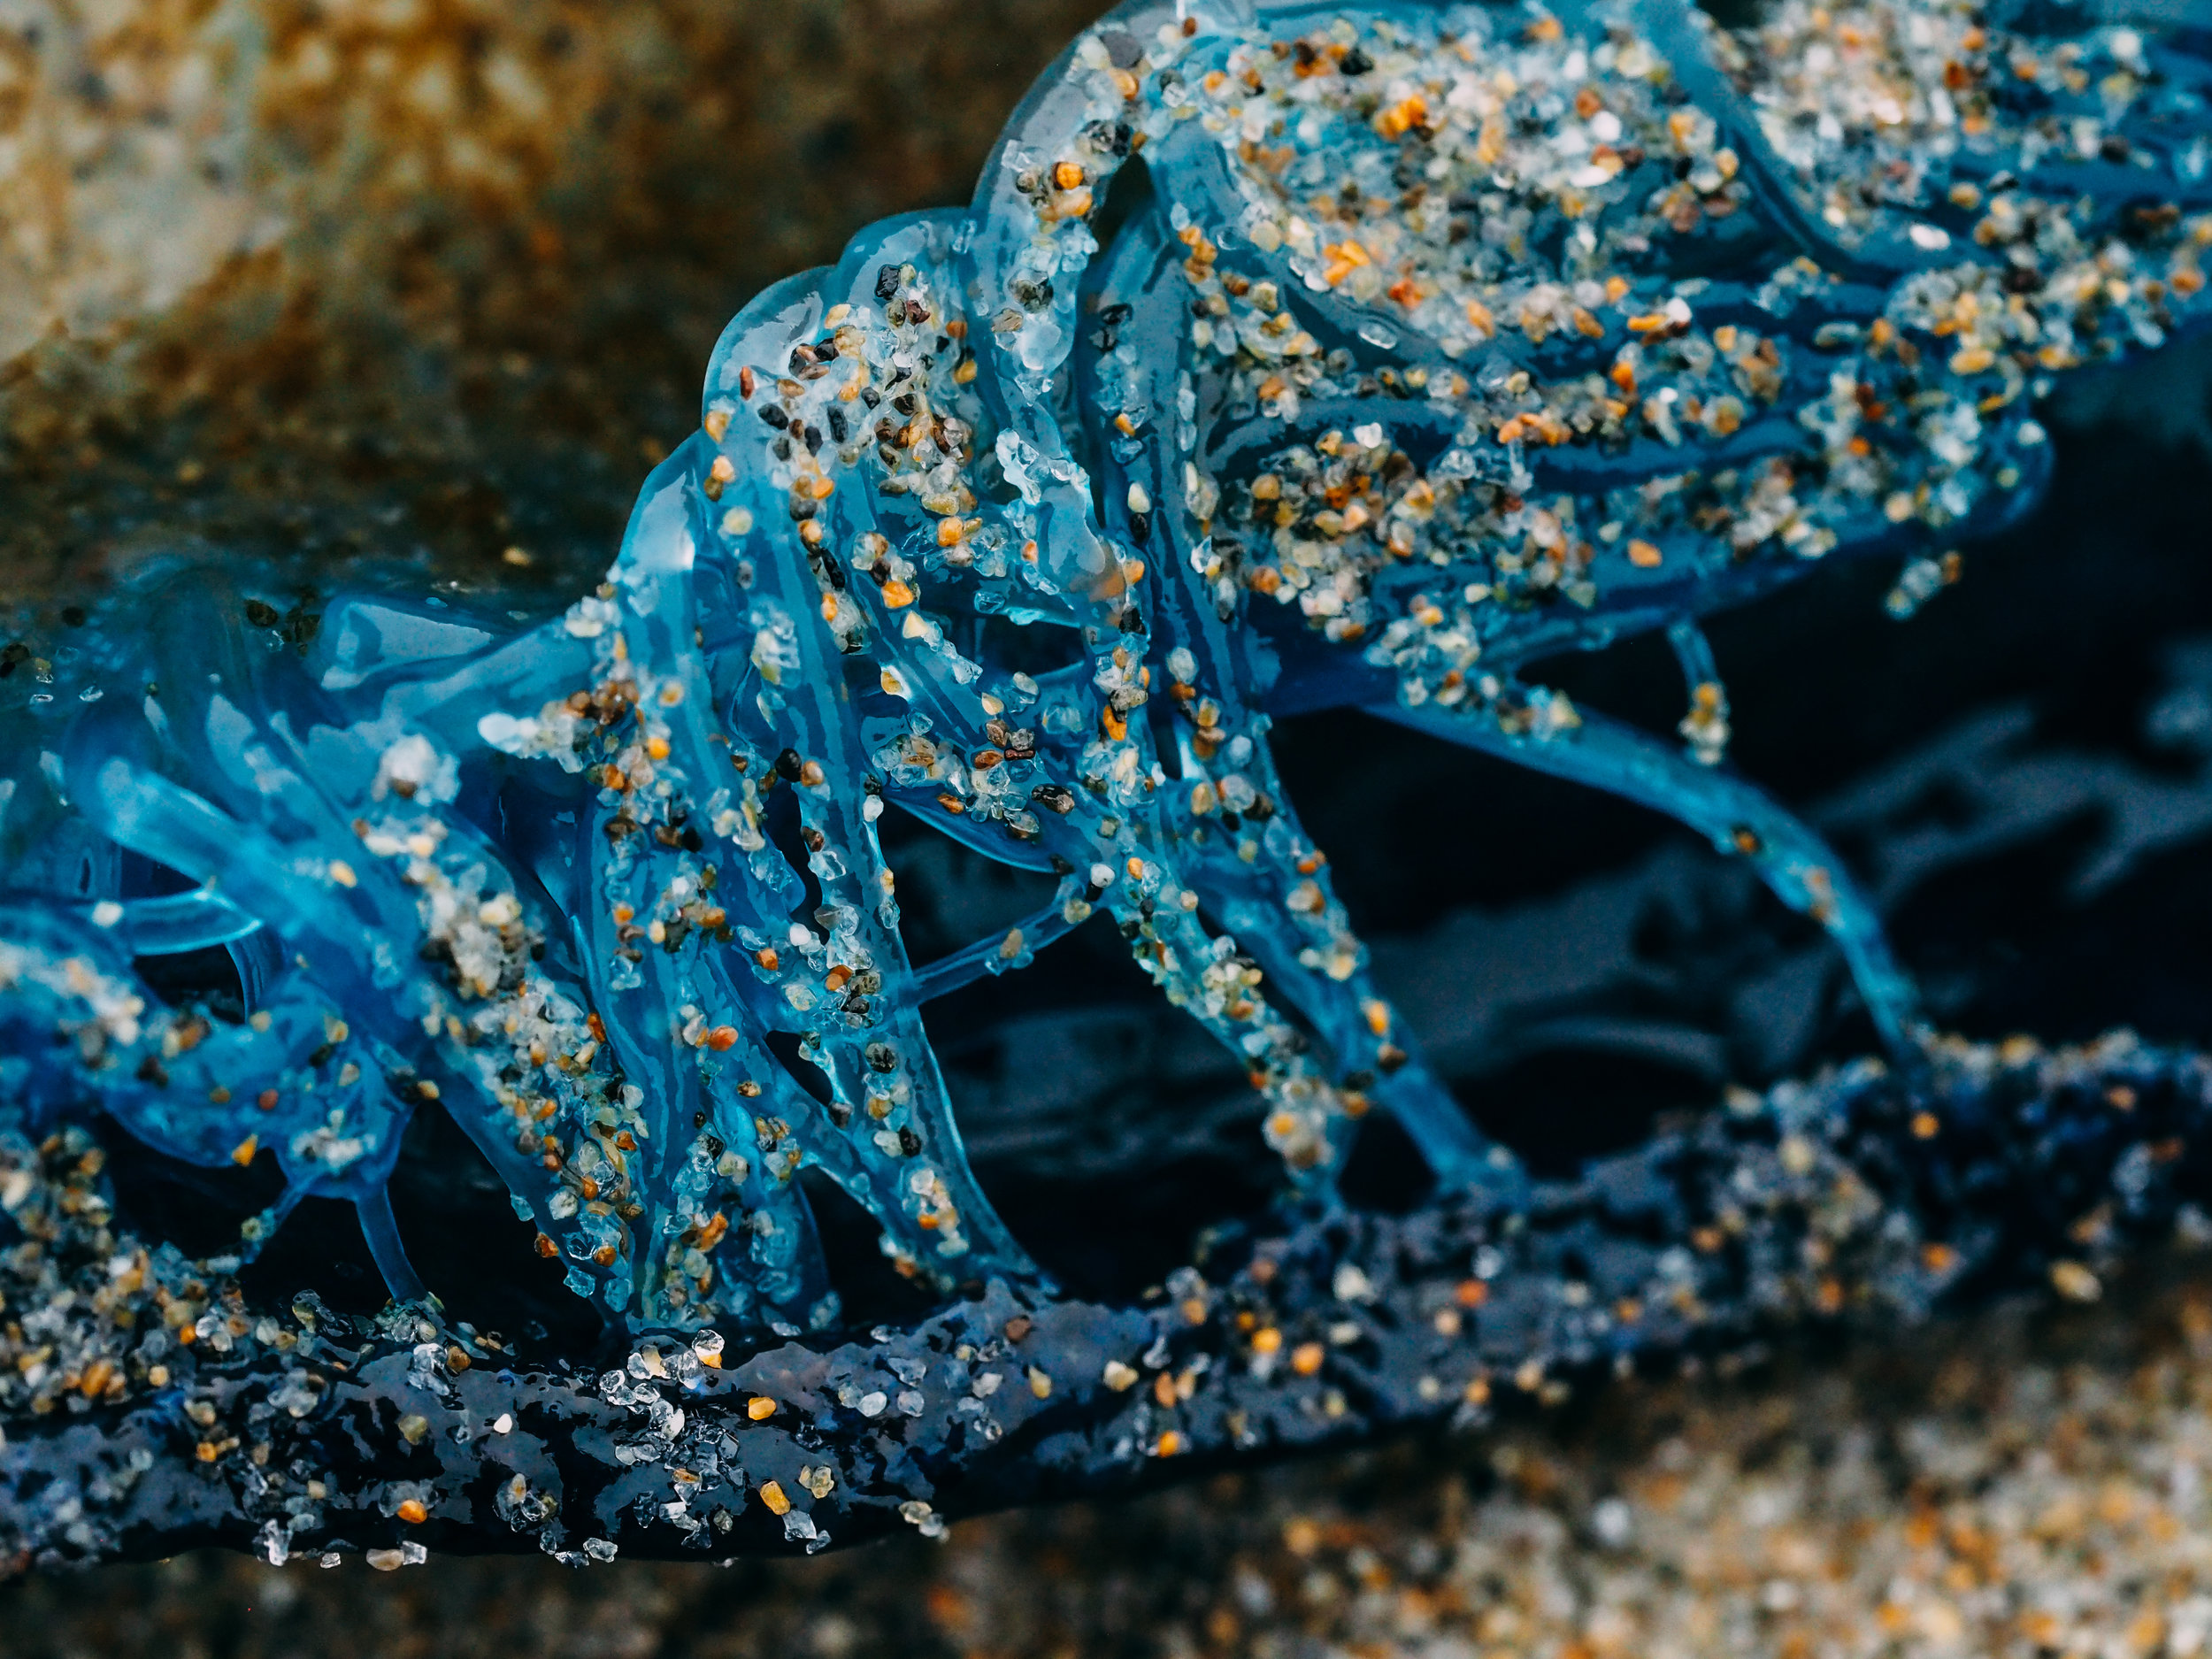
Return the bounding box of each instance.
[1373,690,1924,1060]
[356,1188,427,1304]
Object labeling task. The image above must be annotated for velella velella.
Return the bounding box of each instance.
[5,0,2212,1569]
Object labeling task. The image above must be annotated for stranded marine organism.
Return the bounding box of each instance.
[4,0,2210,1345]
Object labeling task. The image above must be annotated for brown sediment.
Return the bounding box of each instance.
[0,0,1103,601]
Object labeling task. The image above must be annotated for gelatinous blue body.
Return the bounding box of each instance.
[4,0,2208,1336]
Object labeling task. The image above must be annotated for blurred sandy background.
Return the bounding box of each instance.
[0,0,1102,597]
